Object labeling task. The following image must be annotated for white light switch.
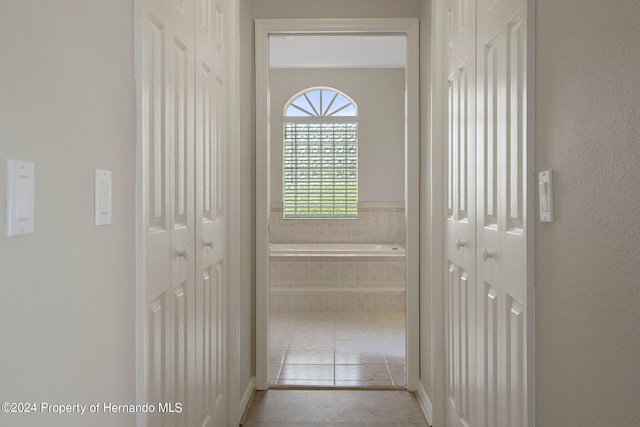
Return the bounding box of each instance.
[538,170,554,222]
[6,160,35,237]
[95,170,112,226]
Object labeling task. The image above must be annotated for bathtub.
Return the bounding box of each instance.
[269,243,405,257]
[269,243,405,313]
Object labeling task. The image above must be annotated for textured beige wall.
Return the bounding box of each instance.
[269,68,406,203]
[0,1,136,426]
[535,0,640,424]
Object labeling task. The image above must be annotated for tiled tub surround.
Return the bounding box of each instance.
[270,254,405,313]
[269,202,406,313]
[269,202,406,245]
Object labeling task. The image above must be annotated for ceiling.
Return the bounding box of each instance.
[269,35,406,69]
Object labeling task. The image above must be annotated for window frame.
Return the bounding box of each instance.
[282,87,360,219]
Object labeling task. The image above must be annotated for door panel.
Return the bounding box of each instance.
[142,0,228,424]
[445,0,477,426]
[195,0,228,425]
[446,0,528,426]
[476,1,528,427]
[142,1,173,425]
[147,295,168,427]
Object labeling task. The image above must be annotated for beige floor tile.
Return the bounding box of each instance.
[285,350,334,365]
[334,351,386,365]
[334,380,394,387]
[270,364,283,383]
[335,340,380,353]
[280,364,334,380]
[334,330,377,341]
[288,338,334,351]
[268,311,406,388]
[275,379,335,387]
[241,390,429,426]
[388,364,407,386]
[335,364,391,381]
[270,351,287,365]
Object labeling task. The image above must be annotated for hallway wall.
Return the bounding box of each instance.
[535,0,640,424]
[0,2,136,427]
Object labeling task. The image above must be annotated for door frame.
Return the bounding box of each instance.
[255,18,421,391]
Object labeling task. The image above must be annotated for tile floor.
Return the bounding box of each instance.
[241,389,429,426]
[270,312,406,388]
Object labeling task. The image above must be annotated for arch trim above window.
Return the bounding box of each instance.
[284,87,359,123]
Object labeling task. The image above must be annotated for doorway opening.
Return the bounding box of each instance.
[269,36,406,388]
[255,19,420,391]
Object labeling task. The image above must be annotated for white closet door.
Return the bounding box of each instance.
[142,0,195,426]
[194,0,228,425]
[445,0,477,425]
[476,1,528,426]
[445,0,529,425]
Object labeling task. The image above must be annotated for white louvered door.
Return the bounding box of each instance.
[476,0,528,426]
[141,0,228,424]
[444,0,529,426]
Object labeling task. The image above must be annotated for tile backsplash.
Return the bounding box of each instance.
[270,256,406,313]
[269,202,406,244]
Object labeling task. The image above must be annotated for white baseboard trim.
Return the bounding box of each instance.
[417,380,433,426]
[239,377,256,421]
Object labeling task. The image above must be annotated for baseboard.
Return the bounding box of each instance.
[416,381,433,427]
[239,377,256,422]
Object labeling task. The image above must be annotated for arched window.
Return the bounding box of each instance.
[283,87,358,218]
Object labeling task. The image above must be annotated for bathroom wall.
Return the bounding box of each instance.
[270,68,405,203]
[269,68,406,244]
[269,202,405,244]
[253,0,421,19]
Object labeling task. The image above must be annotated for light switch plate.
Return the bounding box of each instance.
[95,170,112,226]
[538,170,554,222]
[6,160,35,236]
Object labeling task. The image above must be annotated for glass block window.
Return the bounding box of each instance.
[283,87,358,218]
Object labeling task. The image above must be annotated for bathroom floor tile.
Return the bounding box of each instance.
[280,364,334,381]
[275,379,336,387]
[335,364,391,381]
[388,364,407,386]
[270,364,283,382]
[269,312,406,387]
[334,351,386,365]
[288,338,334,351]
[285,351,334,365]
[270,351,287,365]
[334,380,395,387]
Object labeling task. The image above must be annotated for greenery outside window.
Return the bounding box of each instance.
[283,87,358,218]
